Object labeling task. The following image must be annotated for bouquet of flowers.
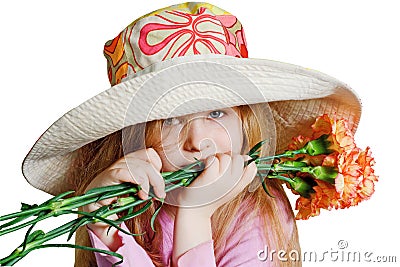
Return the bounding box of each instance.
[0,114,377,265]
[270,114,378,219]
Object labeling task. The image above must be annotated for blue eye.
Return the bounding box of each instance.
[164,117,180,126]
[208,110,225,119]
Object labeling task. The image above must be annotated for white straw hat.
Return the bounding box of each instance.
[22,2,361,196]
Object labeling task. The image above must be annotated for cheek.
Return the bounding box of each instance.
[226,116,243,153]
[158,126,185,166]
[229,126,243,153]
[217,122,243,153]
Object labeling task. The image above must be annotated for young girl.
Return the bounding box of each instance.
[71,104,298,266]
[21,2,362,266]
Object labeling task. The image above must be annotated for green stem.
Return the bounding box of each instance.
[0,206,51,222]
[254,147,307,163]
[1,140,334,265]
[267,174,294,183]
[0,213,54,236]
[0,171,196,265]
[0,218,81,265]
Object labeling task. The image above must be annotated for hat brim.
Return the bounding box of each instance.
[22,54,361,195]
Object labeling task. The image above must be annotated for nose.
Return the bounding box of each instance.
[183,118,216,159]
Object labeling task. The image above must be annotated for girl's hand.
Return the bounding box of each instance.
[171,153,256,264]
[170,153,257,218]
[83,148,165,250]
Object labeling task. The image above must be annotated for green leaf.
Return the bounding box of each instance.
[24,230,45,244]
[85,182,133,195]
[0,206,44,222]
[0,253,25,266]
[67,216,92,241]
[151,199,164,232]
[71,210,141,237]
[259,172,275,198]
[247,140,267,157]
[0,213,54,237]
[22,223,37,252]
[20,203,37,211]
[44,190,75,204]
[117,201,152,223]
[0,214,34,230]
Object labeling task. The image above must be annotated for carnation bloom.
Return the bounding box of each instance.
[312,114,356,153]
[295,180,338,220]
[285,114,378,220]
[342,146,378,207]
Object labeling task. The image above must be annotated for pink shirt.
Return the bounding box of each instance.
[87,205,272,266]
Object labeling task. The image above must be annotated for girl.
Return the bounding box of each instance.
[20,2,361,266]
[72,104,298,266]
[67,103,297,266]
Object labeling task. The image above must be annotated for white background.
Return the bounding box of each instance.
[0,1,398,266]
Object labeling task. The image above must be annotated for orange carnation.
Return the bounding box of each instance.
[312,114,356,153]
[283,114,378,220]
[295,180,339,220]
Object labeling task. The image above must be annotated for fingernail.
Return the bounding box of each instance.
[244,155,252,160]
[139,191,149,200]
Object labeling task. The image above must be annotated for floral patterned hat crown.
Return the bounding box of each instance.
[103,2,248,86]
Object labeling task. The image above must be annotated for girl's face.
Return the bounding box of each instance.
[157,107,243,172]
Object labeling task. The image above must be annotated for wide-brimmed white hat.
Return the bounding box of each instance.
[22,2,361,196]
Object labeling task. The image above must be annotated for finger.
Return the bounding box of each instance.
[82,197,117,213]
[226,155,251,195]
[190,156,219,187]
[124,149,150,161]
[115,164,149,199]
[215,153,232,176]
[117,156,163,200]
[106,167,138,187]
[222,158,256,201]
[138,185,150,200]
[146,148,162,171]
[230,154,245,178]
[103,167,137,185]
[112,158,145,172]
[124,148,162,171]
[138,190,148,200]
[95,197,118,208]
[144,165,166,199]
[205,155,220,182]
[136,173,150,200]
[239,160,257,188]
[130,168,146,185]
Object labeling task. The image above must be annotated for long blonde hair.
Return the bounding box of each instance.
[70,104,301,267]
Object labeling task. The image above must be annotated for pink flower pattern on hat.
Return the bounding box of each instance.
[103,4,248,86]
[216,14,248,58]
[139,9,227,57]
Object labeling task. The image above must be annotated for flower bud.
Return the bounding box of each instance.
[309,166,338,184]
[304,134,333,156]
[288,177,315,198]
